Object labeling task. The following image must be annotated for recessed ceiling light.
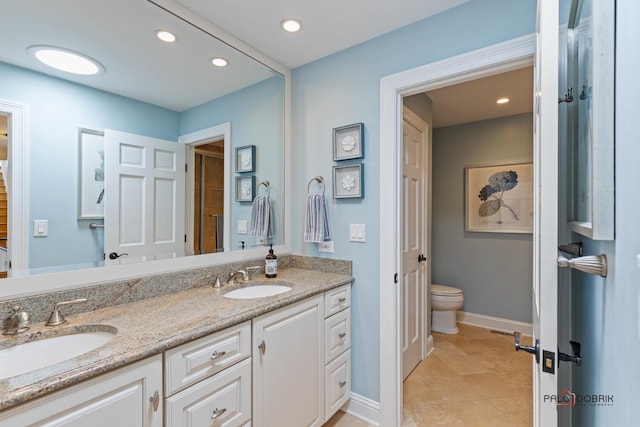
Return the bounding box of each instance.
[496,97,510,104]
[211,57,228,67]
[156,30,177,43]
[281,18,302,33]
[27,45,104,75]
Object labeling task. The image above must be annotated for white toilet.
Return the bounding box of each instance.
[431,284,464,334]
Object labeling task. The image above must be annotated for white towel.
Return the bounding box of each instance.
[304,193,331,242]
[250,194,273,239]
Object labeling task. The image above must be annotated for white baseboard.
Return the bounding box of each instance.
[456,311,533,336]
[342,393,380,426]
[425,334,435,357]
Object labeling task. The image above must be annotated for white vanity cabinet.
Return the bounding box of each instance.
[164,321,252,427]
[0,355,163,427]
[252,295,324,427]
[323,285,351,421]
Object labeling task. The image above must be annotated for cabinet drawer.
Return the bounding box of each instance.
[324,285,351,318]
[324,349,351,422]
[166,357,251,427]
[165,321,251,396]
[325,308,351,363]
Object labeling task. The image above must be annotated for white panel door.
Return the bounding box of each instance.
[531,0,559,425]
[105,130,185,264]
[401,109,428,380]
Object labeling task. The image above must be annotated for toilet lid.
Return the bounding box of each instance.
[431,284,462,296]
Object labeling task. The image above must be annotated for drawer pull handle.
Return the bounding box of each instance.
[258,340,266,355]
[339,380,347,388]
[211,407,227,420]
[338,332,347,339]
[149,390,160,412]
[210,350,227,361]
[338,297,347,303]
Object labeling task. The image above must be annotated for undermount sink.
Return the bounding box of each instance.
[223,282,292,299]
[0,325,117,380]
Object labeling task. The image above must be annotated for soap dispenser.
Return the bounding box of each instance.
[265,244,278,278]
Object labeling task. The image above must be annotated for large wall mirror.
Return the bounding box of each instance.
[566,0,614,240]
[0,0,290,296]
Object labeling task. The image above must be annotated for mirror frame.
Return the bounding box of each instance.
[566,0,614,240]
[0,0,292,299]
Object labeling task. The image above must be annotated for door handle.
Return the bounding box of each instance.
[558,341,582,367]
[108,252,129,260]
[418,254,427,263]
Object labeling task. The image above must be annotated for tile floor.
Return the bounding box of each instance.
[325,323,533,426]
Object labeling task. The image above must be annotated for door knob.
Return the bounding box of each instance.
[558,341,582,367]
[514,332,540,363]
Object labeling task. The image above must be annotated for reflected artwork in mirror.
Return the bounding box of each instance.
[0,0,287,280]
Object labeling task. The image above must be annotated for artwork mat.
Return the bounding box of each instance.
[333,122,364,161]
[465,162,533,233]
[78,128,105,219]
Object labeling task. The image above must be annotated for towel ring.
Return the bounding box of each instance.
[307,175,325,195]
[257,180,270,196]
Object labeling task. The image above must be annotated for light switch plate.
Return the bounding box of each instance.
[318,241,334,253]
[237,220,248,234]
[34,219,48,237]
[349,224,365,242]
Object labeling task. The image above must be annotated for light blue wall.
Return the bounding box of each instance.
[291,0,536,402]
[572,0,640,424]
[0,62,179,270]
[180,76,285,251]
[432,113,533,323]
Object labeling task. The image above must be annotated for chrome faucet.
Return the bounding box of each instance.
[3,306,31,335]
[227,266,262,284]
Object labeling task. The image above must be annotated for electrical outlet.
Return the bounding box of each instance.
[256,237,266,245]
[318,241,334,253]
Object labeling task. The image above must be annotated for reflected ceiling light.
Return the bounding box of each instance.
[211,57,228,67]
[156,30,177,43]
[27,45,104,75]
[496,97,510,104]
[281,18,302,33]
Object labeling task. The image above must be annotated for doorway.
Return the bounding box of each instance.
[0,114,8,277]
[379,36,538,425]
[193,141,225,254]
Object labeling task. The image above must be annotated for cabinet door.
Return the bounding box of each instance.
[252,296,324,427]
[0,355,163,427]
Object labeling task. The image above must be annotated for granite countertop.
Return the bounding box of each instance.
[0,267,353,411]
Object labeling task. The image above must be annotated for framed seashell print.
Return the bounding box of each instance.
[333,122,364,161]
[465,162,533,233]
[333,163,364,199]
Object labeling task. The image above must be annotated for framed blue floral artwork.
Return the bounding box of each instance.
[465,162,533,233]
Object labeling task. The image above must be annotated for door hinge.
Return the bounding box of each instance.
[185,163,188,172]
[394,273,398,284]
[184,234,187,243]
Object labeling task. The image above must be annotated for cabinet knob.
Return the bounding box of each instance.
[211,407,227,420]
[339,380,347,388]
[149,390,160,412]
[338,332,347,339]
[210,350,227,361]
[258,340,266,355]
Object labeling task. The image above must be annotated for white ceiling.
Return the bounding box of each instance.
[175,0,471,69]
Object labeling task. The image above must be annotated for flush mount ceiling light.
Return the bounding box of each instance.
[281,18,302,33]
[156,30,177,43]
[27,45,104,75]
[496,97,510,104]
[211,57,228,67]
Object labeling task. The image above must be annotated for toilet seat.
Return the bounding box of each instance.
[431,284,462,296]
